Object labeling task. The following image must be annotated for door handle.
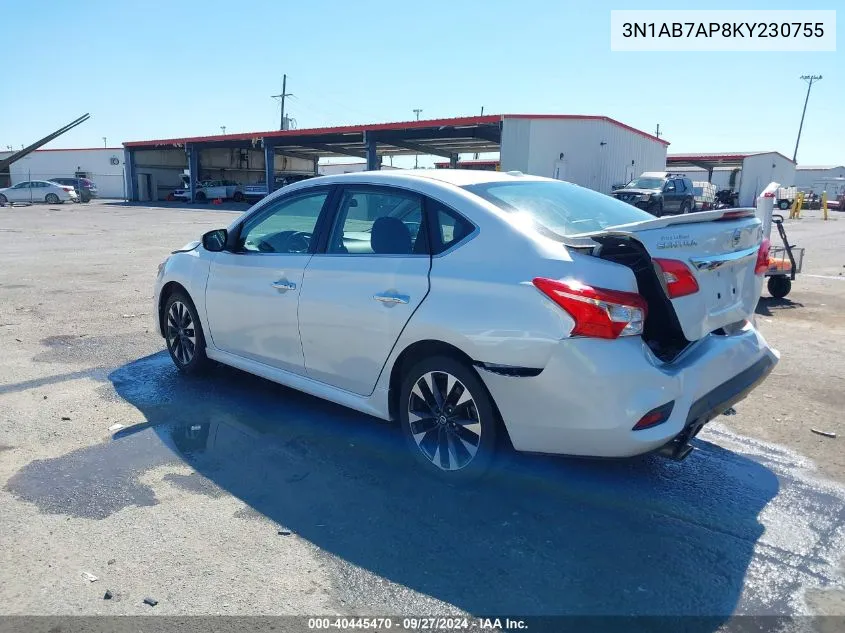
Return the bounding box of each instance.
[271,280,297,291]
[373,292,409,305]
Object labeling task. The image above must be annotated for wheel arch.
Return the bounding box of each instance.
[158,281,193,338]
[387,338,512,447]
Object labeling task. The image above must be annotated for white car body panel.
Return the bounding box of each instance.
[154,170,779,459]
[205,252,310,374]
[298,254,431,395]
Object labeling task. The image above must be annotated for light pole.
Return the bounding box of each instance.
[793,75,822,163]
[102,137,107,147]
[220,126,226,135]
[412,108,422,168]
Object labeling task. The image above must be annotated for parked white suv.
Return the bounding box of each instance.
[154,170,778,479]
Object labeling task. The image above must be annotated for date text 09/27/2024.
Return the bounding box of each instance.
[307,617,528,630]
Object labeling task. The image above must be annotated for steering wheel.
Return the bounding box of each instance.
[286,231,311,253]
[252,231,311,253]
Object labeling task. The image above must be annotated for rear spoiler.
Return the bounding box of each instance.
[569,208,758,237]
[559,208,759,249]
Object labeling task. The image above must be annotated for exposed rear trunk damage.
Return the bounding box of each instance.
[593,236,691,362]
[579,210,764,363]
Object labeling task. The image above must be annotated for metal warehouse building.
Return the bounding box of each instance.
[666,151,797,208]
[122,114,668,202]
[0,147,128,198]
[794,165,845,196]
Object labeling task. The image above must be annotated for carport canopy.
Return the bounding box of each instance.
[124,115,503,166]
[666,152,751,173]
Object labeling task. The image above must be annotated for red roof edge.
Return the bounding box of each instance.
[123,114,504,148]
[123,113,668,149]
[668,151,796,165]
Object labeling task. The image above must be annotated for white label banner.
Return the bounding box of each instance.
[611,10,836,51]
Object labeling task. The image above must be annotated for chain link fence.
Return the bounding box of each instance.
[4,171,127,200]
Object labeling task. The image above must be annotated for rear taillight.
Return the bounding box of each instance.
[717,209,755,220]
[653,259,699,298]
[532,278,647,340]
[755,238,771,275]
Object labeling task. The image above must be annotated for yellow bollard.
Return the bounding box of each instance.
[821,191,829,220]
[790,192,804,219]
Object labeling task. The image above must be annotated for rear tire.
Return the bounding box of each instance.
[233,191,245,202]
[0,194,7,205]
[45,193,59,204]
[778,200,790,210]
[163,290,210,374]
[768,276,791,299]
[680,200,692,214]
[399,355,498,481]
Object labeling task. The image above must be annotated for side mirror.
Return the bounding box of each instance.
[202,228,227,252]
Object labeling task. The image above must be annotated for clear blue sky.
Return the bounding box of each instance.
[2,0,841,166]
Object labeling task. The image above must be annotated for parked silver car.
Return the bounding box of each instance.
[154,170,777,479]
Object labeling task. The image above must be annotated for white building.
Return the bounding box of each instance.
[0,148,127,198]
[500,115,668,193]
[666,151,797,207]
[794,165,845,196]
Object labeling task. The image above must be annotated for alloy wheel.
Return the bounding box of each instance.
[166,301,196,365]
[408,371,482,471]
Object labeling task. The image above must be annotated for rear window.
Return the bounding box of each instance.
[463,180,654,237]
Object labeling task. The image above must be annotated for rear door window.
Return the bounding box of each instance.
[427,200,475,254]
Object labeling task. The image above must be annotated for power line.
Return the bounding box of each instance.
[793,74,822,163]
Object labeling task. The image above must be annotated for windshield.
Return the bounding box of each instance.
[624,177,664,190]
[464,180,654,237]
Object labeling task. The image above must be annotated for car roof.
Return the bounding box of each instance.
[311,168,548,188]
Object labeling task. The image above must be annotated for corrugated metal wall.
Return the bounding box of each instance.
[794,167,845,191]
[500,117,667,194]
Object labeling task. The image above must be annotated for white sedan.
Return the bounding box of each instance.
[0,180,78,205]
[153,170,778,479]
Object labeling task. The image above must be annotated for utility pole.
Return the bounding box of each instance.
[474,106,485,160]
[102,137,107,147]
[412,109,422,168]
[220,126,226,135]
[655,124,661,138]
[793,75,822,163]
[272,75,294,131]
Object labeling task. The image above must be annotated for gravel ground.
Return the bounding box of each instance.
[0,200,844,628]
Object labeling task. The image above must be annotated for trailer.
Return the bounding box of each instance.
[758,183,804,299]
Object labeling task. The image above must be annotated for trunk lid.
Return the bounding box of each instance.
[579,210,764,342]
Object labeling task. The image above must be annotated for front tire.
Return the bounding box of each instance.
[778,200,790,210]
[652,201,664,217]
[195,191,207,202]
[45,193,60,204]
[0,194,7,205]
[399,356,498,480]
[163,291,210,373]
[768,276,792,299]
[233,191,245,202]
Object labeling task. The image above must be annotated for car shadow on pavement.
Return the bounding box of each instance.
[88,352,786,625]
[755,296,804,317]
